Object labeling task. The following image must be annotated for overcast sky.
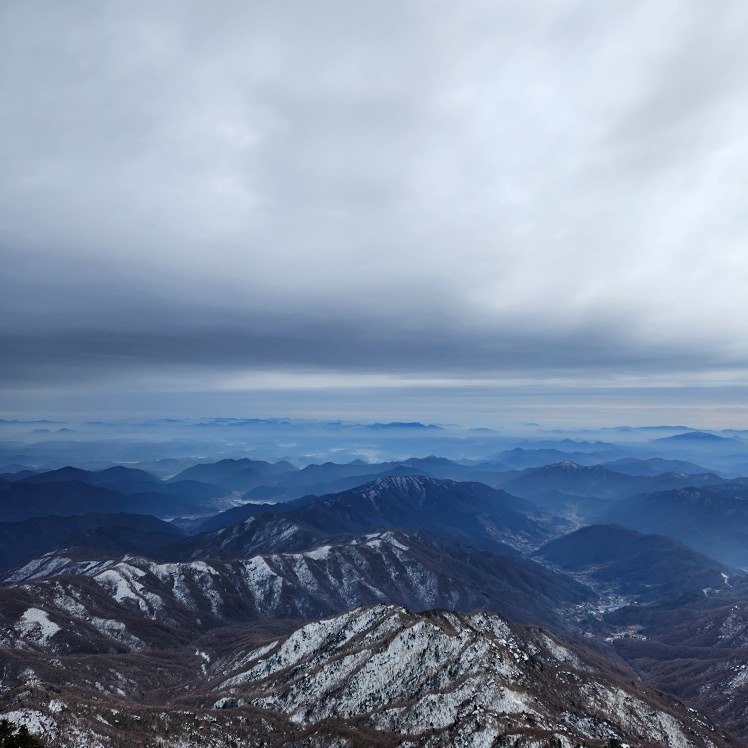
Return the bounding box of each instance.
[2,1,748,427]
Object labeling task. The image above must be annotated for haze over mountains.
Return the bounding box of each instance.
[5,0,748,742]
[3,420,748,744]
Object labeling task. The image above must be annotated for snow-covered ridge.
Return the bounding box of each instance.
[3,531,492,652]
[211,604,721,747]
[364,474,434,497]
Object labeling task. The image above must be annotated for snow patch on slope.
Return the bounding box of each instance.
[15,608,60,645]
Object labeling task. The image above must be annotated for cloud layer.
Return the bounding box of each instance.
[2,1,747,422]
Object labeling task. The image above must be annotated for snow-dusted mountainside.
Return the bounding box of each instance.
[5,467,748,744]
[603,596,748,739]
[1,530,595,652]
[212,604,731,746]
[160,512,333,559]
[0,604,733,747]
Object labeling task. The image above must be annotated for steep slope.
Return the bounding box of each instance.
[210,604,729,747]
[167,514,332,559]
[284,475,565,553]
[3,530,595,638]
[0,466,235,522]
[495,461,642,505]
[602,487,748,568]
[190,498,318,536]
[602,596,748,739]
[0,513,183,571]
[0,480,131,522]
[0,604,733,747]
[534,524,737,603]
[241,461,413,501]
[187,475,568,554]
[205,456,515,504]
[243,464,436,503]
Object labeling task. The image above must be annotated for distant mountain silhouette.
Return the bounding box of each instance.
[1,466,227,521]
[170,457,297,492]
[655,431,739,443]
[494,461,728,520]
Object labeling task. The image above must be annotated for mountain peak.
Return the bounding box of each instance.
[558,459,581,468]
[367,474,446,490]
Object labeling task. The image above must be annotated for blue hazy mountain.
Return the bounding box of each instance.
[492,460,727,520]
[601,486,748,568]
[0,466,229,522]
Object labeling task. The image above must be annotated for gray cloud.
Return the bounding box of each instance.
[2,1,747,423]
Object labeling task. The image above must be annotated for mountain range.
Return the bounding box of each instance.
[0,603,731,747]
[3,451,748,745]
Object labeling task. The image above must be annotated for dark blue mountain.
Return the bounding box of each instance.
[0,513,183,571]
[176,476,570,559]
[535,524,736,602]
[169,457,297,491]
[602,486,748,568]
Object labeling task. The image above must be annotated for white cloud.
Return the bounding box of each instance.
[1,0,747,416]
